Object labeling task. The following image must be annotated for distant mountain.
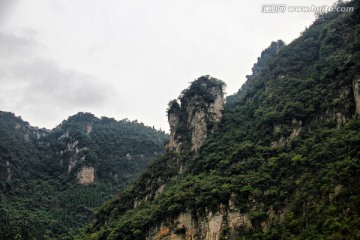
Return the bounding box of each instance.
[81,1,360,239]
[0,111,168,239]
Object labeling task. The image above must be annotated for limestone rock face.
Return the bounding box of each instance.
[166,76,225,153]
[167,112,181,152]
[147,208,252,240]
[77,166,95,185]
[189,109,207,152]
[271,118,302,148]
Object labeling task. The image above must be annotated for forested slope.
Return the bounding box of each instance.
[0,112,168,239]
[82,1,360,239]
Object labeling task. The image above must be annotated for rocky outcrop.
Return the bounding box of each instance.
[62,139,89,173]
[77,166,95,185]
[166,76,225,153]
[167,110,181,152]
[147,206,252,240]
[271,118,302,148]
[86,124,93,134]
[353,78,360,114]
[335,112,347,128]
[189,109,207,152]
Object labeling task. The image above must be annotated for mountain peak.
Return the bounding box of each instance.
[167,75,225,153]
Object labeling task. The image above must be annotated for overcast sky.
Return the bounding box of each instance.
[0,0,337,131]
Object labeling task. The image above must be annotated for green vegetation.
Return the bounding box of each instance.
[81,1,360,239]
[1,0,359,239]
[0,112,168,239]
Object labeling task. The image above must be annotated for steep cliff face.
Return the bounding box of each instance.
[167,103,181,152]
[166,75,225,153]
[147,204,252,240]
[127,77,225,209]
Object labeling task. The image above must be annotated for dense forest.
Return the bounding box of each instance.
[0,112,168,239]
[80,0,360,239]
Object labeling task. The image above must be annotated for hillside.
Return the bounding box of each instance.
[81,1,360,239]
[0,112,168,239]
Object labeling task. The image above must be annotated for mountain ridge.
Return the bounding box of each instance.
[0,110,168,239]
[81,1,360,239]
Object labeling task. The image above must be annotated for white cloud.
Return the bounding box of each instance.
[0,31,115,128]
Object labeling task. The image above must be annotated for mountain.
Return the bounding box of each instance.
[81,1,360,239]
[0,112,168,239]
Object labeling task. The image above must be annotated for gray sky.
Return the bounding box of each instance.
[0,0,337,131]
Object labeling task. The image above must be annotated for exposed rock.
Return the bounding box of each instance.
[167,112,181,152]
[291,118,302,126]
[261,208,276,231]
[228,211,252,230]
[203,212,223,240]
[353,78,360,114]
[66,145,86,173]
[189,87,224,152]
[289,127,301,139]
[166,76,225,153]
[155,184,166,199]
[77,166,95,185]
[133,199,141,209]
[86,124,93,134]
[208,88,224,124]
[68,157,76,173]
[67,140,78,151]
[147,207,252,240]
[144,193,152,202]
[36,132,41,139]
[335,112,347,128]
[68,156,79,173]
[271,135,286,148]
[190,109,208,151]
[271,127,301,148]
[58,130,70,140]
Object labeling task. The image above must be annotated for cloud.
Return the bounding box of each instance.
[13,58,111,105]
[0,0,20,27]
[0,30,115,128]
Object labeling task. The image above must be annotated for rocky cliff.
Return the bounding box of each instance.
[166,75,225,153]
[147,202,252,240]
